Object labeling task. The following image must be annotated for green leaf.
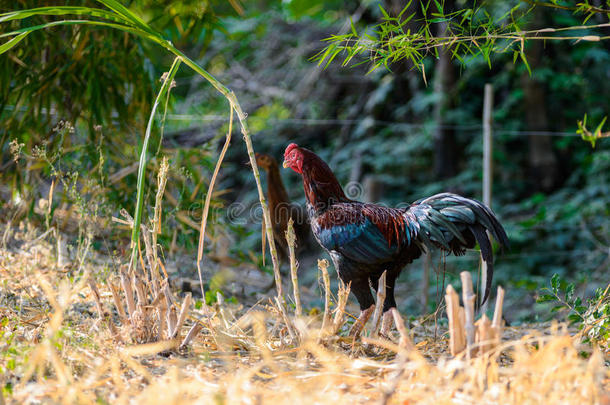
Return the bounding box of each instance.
[0,32,28,55]
[95,0,154,34]
[565,283,575,302]
[350,18,358,36]
[130,57,182,265]
[551,273,560,291]
[519,50,532,76]
[567,313,582,324]
[536,294,557,303]
[379,5,390,20]
[0,6,129,25]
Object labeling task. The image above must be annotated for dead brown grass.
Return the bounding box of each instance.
[0,225,608,405]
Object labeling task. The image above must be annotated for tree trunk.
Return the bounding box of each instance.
[432,20,458,179]
[522,22,559,192]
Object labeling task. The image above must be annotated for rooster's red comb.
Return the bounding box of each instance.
[284,143,299,157]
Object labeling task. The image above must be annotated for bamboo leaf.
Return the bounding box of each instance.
[0,6,129,25]
[94,0,154,33]
[130,57,182,267]
[0,32,28,55]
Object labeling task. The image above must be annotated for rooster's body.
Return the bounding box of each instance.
[283,143,509,337]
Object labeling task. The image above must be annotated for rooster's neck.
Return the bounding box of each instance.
[302,166,349,216]
[266,165,290,208]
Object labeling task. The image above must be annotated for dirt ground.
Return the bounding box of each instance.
[0,223,608,404]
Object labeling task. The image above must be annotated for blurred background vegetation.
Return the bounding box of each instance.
[0,0,608,326]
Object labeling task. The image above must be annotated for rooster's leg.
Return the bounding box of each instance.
[349,304,375,338]
[380,308,413,349]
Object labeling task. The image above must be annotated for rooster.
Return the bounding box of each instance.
[256,153,310,264]
[282,143,509,338]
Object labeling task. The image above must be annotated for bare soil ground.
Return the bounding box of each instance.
[0,223,608,404]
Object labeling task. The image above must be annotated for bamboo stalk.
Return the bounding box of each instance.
[228,94,282,299]
[285,219,301,316]
[460,271,476,359]
[371,271,387,337]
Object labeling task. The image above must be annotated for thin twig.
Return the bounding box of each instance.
[196,107,233,311]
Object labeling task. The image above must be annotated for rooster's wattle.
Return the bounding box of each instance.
[282,143,509,338]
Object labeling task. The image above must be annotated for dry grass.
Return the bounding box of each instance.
[0,225,608,405]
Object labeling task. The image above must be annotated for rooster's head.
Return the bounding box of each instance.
[255,153,278,171]
[282,143,304,174]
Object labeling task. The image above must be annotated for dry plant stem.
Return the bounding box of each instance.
[88,278,121,341]
[319,259,332,331]
[460,271,476,359]
[141,227,157,294]
[286,219,301,317]
[163,283,178,334]
[133,274,147,308]
[179,322,203,350]
[475,314,494,355]
[391,308,414,350]
[170,293,192,339]
[109,281,127,322]
[151,157,169,280]
[274,296,298,343]
[378,351,409,405]
[120,268,136,319]
[492,286,504,329]
[158,295,168,340]
[196,108,233,311]
[371,271,387,337]
[331,281,350,334]
[446,284,466,356]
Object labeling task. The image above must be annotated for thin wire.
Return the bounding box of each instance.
[2,105,585,136]
[164,114,584,136]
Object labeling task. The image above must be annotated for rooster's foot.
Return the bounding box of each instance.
[349,305,375,339]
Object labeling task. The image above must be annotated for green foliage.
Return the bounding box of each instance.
[577,114,609,147]
[0,1,243,258]
[315,1,610,74]
[537,274,609,344]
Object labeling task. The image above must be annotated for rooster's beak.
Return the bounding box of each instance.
[282,160,290,168]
